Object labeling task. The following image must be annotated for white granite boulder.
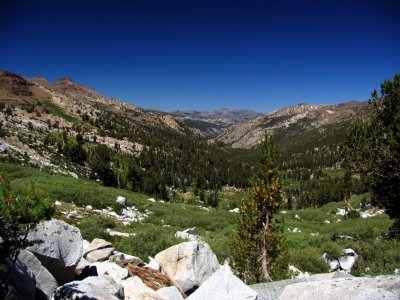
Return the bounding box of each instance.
[278,275,400,300]
[27,219,83,284]
[175,227,202,242]
[83,238,115,263]
[116,196,126,206]
[155,241,220,293]
[187,264,258,300]
[323,248,357,273]
[91,261,129,282]
[156,286,185,300]
[52,276,124,300]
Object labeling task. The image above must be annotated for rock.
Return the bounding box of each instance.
[229,208,240,213]
[188,264,258,300]
[27,219,83,284]
[156,286,184,300]
[83,238,115,262]
[0,256,36,300]
[323,248,357,272]
[278,275,400,300]
[82,239,90,251]
[76,257,91,275]
[251,272,352,300]
[292,227,301,233]
[324,220,330,224]
[295,214,301,220]
[18,249,58,299]
[85,205,93,210]
[68,172,78,179]
[110,252,142,263]
[116,196,126,206]
[0,141,8,155]
[147,256,162,271]
[361,208,385,218]
[120,276,159,299]
[155,241,220,293]
[91,261,129,282]
[289,265,309,279]
[338,248,357,272]
[54,200,62,206]
[148,198,156,202]
[106,228,136,237]
[175,228,202,242]
[53,275,124,300]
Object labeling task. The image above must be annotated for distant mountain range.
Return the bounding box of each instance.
[168,108,262,137]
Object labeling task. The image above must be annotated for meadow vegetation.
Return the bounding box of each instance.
[1,161,398,278]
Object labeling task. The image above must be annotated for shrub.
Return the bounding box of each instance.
[289,248,329,274]
[78,216,115,242]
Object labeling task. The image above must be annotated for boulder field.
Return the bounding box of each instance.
[1,219,399,300]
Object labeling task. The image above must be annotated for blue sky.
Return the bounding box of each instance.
[0,0,399,112]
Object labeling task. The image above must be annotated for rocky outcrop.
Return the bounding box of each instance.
[27,219,83,284]
[187,264,258,300]
[52,276,124,300]
[278,275,400,300]
[251,272,353,300]
[155,241,220,293]
[17,250,58,299]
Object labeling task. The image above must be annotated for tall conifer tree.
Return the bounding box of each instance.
[230,132,287,283]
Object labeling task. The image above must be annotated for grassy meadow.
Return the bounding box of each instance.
[1,162,399,277]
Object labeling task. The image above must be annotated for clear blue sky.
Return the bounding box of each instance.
[0,0,399,112]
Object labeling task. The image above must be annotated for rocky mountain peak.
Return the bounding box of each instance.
[268,103,322,118]
[55,77,75,85]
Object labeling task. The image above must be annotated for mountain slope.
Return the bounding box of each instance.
[215,101,369,149]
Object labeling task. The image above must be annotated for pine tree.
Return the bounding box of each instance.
[230,132,288,283]
[342,74,400,236]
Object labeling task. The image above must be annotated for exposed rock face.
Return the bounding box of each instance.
[187,264,258,300]
[156,286,185,300]
[83,238,115,262]
[155,241,220,293]
[278,276,400,300]
[215,101,368,149]
[18,249,58,299]
[27,219,83,284]
[91,261,129,282]
[251,272,353,300]
[52,276,124,300]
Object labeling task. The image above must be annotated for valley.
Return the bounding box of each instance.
[0,69,399,298]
